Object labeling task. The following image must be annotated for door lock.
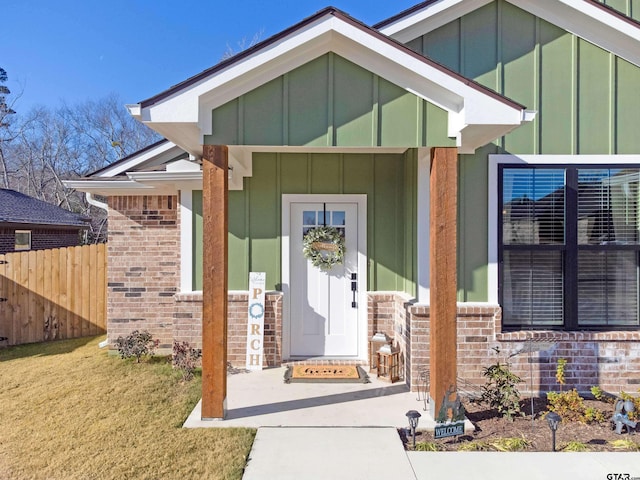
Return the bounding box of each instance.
[351,273,357,308]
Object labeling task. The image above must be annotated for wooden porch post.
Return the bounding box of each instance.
[429,147,458,418]
[201,145,228,419]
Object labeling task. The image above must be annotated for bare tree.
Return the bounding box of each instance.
[61,93,160,175]
[221,29,265,60]
[0,67,20,189]
[4,94,161,243]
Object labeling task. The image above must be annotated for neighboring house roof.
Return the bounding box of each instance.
[0,189,90,228]
[376,0,640,68]
[127,6,531,157]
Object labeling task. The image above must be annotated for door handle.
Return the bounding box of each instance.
[351,273,357,308]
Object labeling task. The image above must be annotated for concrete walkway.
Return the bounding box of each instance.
[183,367,640,480]
[242,429,640,480]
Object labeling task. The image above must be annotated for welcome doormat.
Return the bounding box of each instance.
[284,365,370,384]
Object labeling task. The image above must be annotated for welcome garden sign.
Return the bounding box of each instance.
[434,387,466,439]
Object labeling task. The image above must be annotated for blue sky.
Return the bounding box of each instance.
[4,1,419,113]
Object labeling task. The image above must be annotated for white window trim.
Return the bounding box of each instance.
[488,154,640,305]
[417,148,431,304]
[179,190,197,293]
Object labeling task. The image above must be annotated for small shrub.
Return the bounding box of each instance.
[414,441,444,452]
[583,406,606,423]
[547,389,584,422]
[490,436,531,452]
[172,341,202,381]
[114,330,159,363]
[480,347,523,421]
[547,389,607,424]
[561,441,591,452]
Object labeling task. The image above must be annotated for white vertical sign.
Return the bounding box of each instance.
[246,272,266,370]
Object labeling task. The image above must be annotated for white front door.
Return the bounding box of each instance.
[288,200,361,357]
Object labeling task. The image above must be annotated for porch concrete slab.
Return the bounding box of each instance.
[184,366,434,428]
[408,452,640,480]
[242,427,416,480]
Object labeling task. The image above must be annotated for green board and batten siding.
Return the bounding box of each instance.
[406,0,640,301]
[196,52,454,293]
[204,53,455,149]
[192,151,418,293]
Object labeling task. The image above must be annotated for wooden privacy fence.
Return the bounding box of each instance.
[0,244,107,346]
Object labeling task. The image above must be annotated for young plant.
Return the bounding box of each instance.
[609,439,640,451]
[480,347,524,421]
[172,341,202,381]
[457,441,491,451]
[414,441,444,452]
[590,386,605,401]
[114,330,159,363]
[555,358,567,391]
[561,441,591,452]
[490,436,531,452]
[619,391,640,421]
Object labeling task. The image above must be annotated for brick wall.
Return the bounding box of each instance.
[0,229,13,254]
[31,229,82,250]
[0,227,82,254]
[107,194,283,364]
[404,302,640,396]
[107,195,179,351]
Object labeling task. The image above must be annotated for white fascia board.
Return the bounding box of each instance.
[378,0,492,43]
[62,179,159,196]
[94,141,185,178]
[126,171,203,192]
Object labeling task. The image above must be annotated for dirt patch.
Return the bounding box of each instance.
[405,398,639,452]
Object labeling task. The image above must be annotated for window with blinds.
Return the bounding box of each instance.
[499,165,640,330]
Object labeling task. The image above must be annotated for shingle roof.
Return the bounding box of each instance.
[0,189,90,228]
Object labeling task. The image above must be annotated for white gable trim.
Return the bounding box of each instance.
[379,0,640,68]
[130,10,529,157]
[93,141,186,178]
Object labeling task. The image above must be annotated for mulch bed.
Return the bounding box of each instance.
[403,398,639,452]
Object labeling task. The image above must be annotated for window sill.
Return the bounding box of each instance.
[498,330,640,342]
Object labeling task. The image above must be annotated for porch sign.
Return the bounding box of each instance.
[246,272,266,370]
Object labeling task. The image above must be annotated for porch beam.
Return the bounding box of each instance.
[201,144,229,419]
[429,146,458,418]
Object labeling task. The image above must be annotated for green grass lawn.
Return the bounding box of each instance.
[0,336,255,480]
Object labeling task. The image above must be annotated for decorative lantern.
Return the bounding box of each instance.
[377,344,400,383]
[369,332,389,372]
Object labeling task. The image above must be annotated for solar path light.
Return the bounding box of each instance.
[405,410,421,448]
[545,411,562,452]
